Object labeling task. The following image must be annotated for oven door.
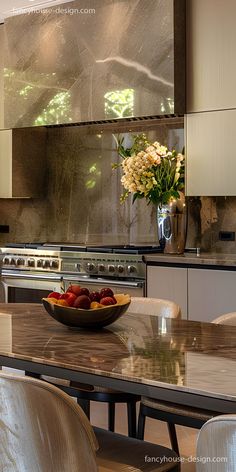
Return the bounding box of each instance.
[62,275,145,297]
[0,271,62,303]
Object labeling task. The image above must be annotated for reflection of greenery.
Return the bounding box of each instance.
[161,97,174,113]
[34,92,72,125]
[4,68,15,78]
[134,338,185,384]
[104,89,134,118]
[4,68,72,126]
[19,85,34,98]
[85,162,101,190]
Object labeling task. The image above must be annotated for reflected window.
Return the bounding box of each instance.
[104,89,134,119]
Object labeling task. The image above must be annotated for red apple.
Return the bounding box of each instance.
[59,292,77,307]
[73,295,91,309]
[48,291,61,299]
[66,284,81,296]
[89,291,101,302]
[100,296,116,306]
[100,288,114,299]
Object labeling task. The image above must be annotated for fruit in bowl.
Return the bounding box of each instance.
[42,285,131,328]
[44,285,119,310]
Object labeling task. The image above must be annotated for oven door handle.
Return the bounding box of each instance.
[1,271,62,283]
[62,276,144,289]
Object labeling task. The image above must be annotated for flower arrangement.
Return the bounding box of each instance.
[113,134,185,206]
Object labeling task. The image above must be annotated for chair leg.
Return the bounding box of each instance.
[127,401,137,438]
[167,422,180,456]
[137,404,146,440]
[77,398,90,420]
[108,403,115,432]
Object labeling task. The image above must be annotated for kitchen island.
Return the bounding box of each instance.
[0,303,236,414]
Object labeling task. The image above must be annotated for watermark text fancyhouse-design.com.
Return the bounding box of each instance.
[12,6,96,16]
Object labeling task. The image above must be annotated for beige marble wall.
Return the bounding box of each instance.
[187,196,236,253]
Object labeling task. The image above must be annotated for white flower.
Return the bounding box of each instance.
[118,137,184,203]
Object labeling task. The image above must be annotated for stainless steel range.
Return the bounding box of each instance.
[0,243,163,303]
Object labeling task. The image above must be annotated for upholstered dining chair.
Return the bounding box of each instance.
[36,296,180,438]
[0,372,181,472]
[196,415,236,472]
[137,311,236,456]
[0,372,98,472]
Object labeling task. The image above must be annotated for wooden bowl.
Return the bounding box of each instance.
[42,294,131,329]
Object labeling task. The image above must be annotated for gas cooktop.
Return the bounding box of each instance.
[5,243,163,255]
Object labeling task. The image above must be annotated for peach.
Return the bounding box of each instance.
[46,297,58,304]
[90,301,103,309]
[57,299,69,307]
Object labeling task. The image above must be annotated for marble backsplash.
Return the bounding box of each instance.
[0,119,235,253]
[0,119,184,246]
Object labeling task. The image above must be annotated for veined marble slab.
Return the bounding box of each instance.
[0,303,236,404]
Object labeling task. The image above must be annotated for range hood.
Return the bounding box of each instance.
[2,0,186,129]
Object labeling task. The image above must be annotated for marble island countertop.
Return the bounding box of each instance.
[144,252,236,267]
[1,303,236,410]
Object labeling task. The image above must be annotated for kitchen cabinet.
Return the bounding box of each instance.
[185,110,236,196]
[187,0,236,113]
[0,25,4,128]
[147,263,236,322]
[147,266,188,318]
[0,128,46,198]
[188,268,236,322]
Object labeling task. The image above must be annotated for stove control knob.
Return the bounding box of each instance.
[42,259,50,269]
[27,258,35,267]
[127,265,137,275]
[117,265,124,274]
[98,264,105,272]
[108,265,115,273]
[16,258,25,266]
[3,257,10,265]
[50,260,59,269]
[86,262,96,273]
[37,259,43,268]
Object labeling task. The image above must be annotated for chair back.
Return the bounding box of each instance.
[212,312,236,325]
[129,297,181,318]
[196,415,236,471]
[0,372,98,472]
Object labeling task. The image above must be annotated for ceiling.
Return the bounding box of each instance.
[0,0,72,22]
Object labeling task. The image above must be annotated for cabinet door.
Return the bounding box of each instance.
[147,266,188,318]
[0,25,4,128]
[188,268,236,322]
[187,0,236,112]
[0,129,12,198]
[185,110,236,196]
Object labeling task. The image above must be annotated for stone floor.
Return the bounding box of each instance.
[91,402,198,472]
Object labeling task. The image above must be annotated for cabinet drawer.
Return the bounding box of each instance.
[147,266,188,318]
